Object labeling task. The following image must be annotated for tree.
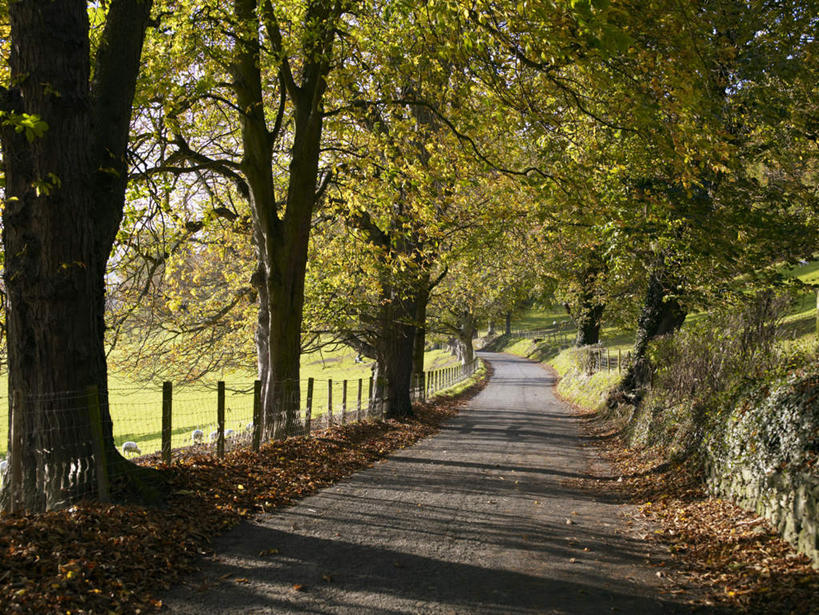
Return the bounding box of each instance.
[131,0,351,436]
[0,0,155,510]
[428,205,538,364]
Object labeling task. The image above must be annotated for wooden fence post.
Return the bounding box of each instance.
[162,381,172,464]
[618,349,622,373]
[305,378,314,435]
[252,380,262,450]
[341,380,348,425]
[379,376,387,418]
[357,378,363,421]
[217,381,225,458]
[9,390,24,513]
[367,377,373,417]
[327,379,333,426]
[85,385,110,504]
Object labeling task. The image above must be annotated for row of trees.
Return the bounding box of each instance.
[1,0,816,510]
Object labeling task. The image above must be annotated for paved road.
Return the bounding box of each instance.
[162,352,702,614]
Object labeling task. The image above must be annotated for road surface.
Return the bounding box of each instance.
[162,352,702,614]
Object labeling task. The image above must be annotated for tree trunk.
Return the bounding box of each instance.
[252,231,270,396]
[614,263,687,402]
[264,243,310,437]
[505,312,512,335]
[487,320,496,336]
[1,0,155,511]
[375,285,416,419]
[571,264,606,346]
[456,312,476,365]
[231,0,338,439]
[574,298,605,346]
[411,275,430,377]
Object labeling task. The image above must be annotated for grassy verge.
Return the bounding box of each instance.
[429,360,487,399]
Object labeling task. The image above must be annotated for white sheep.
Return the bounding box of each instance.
[209,429,235,443]
[121,441,141,456]
[192,429,204,445]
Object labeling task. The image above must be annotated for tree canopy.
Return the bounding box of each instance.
[0,0,816,509]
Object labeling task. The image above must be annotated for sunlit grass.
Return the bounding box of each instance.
[0,347,460,459]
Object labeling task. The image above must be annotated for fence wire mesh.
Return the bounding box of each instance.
[0,358,480,512]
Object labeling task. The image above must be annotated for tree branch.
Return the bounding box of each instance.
[259,0,300,101]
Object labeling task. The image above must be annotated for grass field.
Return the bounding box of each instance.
[0,346,460,459]
[510,260,819,352]
[782,260,819,341]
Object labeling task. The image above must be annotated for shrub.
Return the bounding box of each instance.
[648,290,793,412]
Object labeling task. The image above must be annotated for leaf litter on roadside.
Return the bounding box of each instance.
[0,372,488,615]
[564,395,819,614]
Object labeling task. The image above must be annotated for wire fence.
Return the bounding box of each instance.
[571,345,633,375]
[508,324,575,347]
[0,359,479,513]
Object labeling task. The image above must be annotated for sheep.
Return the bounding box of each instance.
[209,429,235,443]
[191,429,204,445]
[121,441,141,456]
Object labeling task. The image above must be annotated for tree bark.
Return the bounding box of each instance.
[574,296,605,346]
[1,0,154,511]
[614,262,687,402]
[455,312,476,365]
[411,274,431,377]
[570,264,606,347]
[231,0,340,438]
[374,283,417,419]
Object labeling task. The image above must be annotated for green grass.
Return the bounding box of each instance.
[513,306,573,330]
[550,348,622,410]
[432,359,487,397]
[781,260,819,342]
[0,347,460,459]
[511,306,634,349]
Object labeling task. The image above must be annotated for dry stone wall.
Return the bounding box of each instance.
[705,371,819,567]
